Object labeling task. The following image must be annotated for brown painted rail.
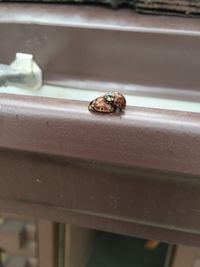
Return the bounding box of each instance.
[0,4,200,246]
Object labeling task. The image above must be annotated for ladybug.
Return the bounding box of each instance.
[104,91,126,112]
[88,91,126,113]
[88,96,114,113]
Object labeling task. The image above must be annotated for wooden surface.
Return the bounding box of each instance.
[65,225,97,267]
[136,0,200,17]
[0,0,200,17]
[38,221,58,267]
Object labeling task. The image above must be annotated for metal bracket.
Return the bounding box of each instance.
[0,53,42,90]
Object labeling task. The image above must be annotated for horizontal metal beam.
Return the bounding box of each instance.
[0,94,199,176]
[0,5,200,92]
[0,4,200,246]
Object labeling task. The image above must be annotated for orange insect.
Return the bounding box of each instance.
[88,92,126,113]
[104,92,126,112]
[88,96,114,113]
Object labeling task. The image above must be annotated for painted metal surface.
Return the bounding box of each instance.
[0,4,200,246]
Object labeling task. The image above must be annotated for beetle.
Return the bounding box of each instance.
[104,91,126,112]
[88,96,114,113]
[88,91,126,113]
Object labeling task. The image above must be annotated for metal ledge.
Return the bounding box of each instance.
[1,84,200,113]
[0,94,199,176]
[0,94,199,246]
[0,3,200,33]
[0,4,200,92]
[0,4,200,246]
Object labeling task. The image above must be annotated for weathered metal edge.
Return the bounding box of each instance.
[0,93,199,176]
[0,5,200,92]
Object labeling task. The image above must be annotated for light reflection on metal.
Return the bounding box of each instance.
[0,53,42,90]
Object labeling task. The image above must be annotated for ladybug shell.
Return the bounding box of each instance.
[88,96,114,113]
[104,92,126,111]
